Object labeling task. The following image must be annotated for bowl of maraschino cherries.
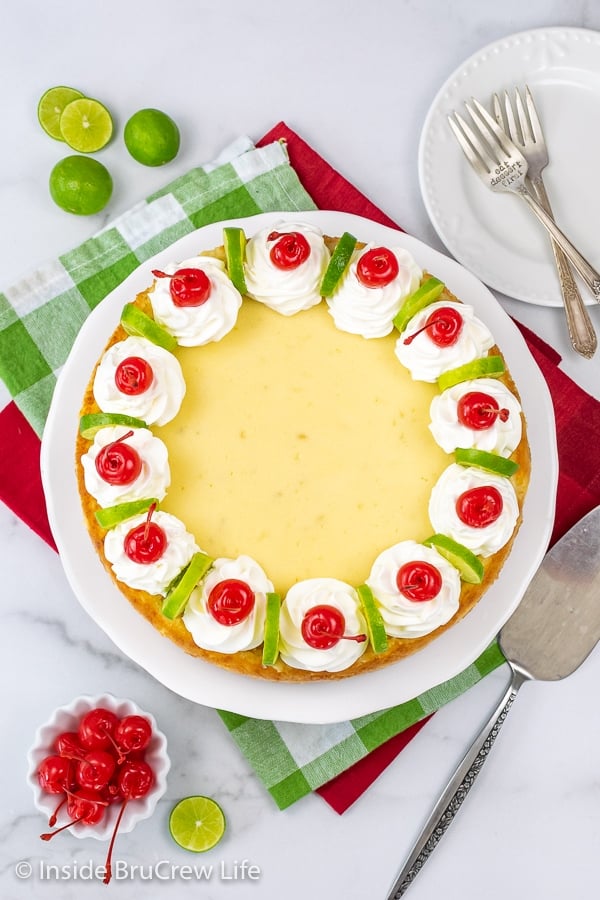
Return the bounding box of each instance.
[26,694,170,884]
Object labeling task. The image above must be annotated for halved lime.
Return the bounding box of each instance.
[49,155,113,215]
[393,276,445,333]
[120,303,178,351]
[223,227,247,294]
[79,411,147,439]
[320,232,357,297]
[59,98,113,153]
[437,355,505,392]
[124,108,180,166]
[455,447,518,477]
[356,584,388,654]
[95,498,159,529]
[262,592,281,666]
[162,552,214,620]
[37,86,84,140]
[424,534,484,584]
[169,796,226,853]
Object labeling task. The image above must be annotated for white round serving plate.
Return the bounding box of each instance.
[419,27,600,306]
[41,210,557,724]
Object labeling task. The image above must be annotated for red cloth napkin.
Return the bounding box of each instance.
[2,121,600,815]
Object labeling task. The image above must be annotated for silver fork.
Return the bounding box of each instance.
[448,99,600,310]
[493,87,596,359]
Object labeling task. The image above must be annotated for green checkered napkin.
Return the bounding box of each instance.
[0,135,506,809]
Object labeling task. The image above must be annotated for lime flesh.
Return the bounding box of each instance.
[437,355,505,392]
[59,97,113,153]
[95,498,159,529]
[320,231,357,297]
[162,552,214,620]
[79,411,147,439]
[393,276,445,333]
[37,86,84,140]
[169,796,226,852]
[356,584,388,653]
[223,227,248,294]
[424,534,484,584]
[262,592,281,666]
[454,447,518,477]
[120,303,178,352]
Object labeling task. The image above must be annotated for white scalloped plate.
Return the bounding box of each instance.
[41,211,557,723]
[419,27,600,306]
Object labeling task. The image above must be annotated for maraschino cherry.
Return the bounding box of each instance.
[75,750,116,791]
[356,247,399,288]
[114,356,154,396]
[403,307,463,347]
[78,707,120,750]
[95,430,142,487]
[37,756,76,826]
[124,503,167,565]
[103,761,154,885]
[267,231,310,270]
[457,391,510,430]
[456,485,503,528]
[207,579,255,626]
[54,731,83,759]
[301,604,366,650]
[396,561,442,602]
[152,267,211,307]
[114,716,152,755]
[40,789,108,840]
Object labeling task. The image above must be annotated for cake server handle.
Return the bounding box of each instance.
[385,668,527,898]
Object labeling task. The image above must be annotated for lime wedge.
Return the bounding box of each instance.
[59,97,113,153]
[38,86,84,141]
[121,303,177,352]
[455,447,518,477]
[423,534,484,584]
[169,796,226,852]
[262,592,281,666]
[437,355,505,392]
[393,276,445,333]
[223,227,247,294]
[320,232,357,297]
[95,498,159,529]
[356,584,388,653]
[79,411,147,439]
[162,552,214,620]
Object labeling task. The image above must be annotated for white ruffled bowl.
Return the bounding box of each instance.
[26,693,170,840]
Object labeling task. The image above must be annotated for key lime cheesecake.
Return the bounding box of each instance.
[76,220,530,681]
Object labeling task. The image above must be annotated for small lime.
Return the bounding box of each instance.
[37,86,84,141]
[169,796,226,853]
[49,155,113,215]
[124,108,180,166]
[59,97,113,153]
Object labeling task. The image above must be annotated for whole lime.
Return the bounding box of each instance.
[49,155,113,215]
[124,108,180,167]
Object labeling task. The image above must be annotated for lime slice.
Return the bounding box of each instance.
[455,447,519,477]
[120,303,178,352]
[320,232,358,297]
[423,534,484,584]
[37,86,84,141]
[262,592,281,666]
[393,276,445,333]
[223,227,247,294]
[124,108,180,167]
[356,584,388,653]
[79,411,147,439]
[59,98,113,153]
[437,355,505,392]
[169,796,226,853]
[162,552,214,620]
[49,155,112,215]
[95,498,159,529]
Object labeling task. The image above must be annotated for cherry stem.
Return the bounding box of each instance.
[106,429,134,452]
[40,816,82,841]
[313,623,367,644]
[143,502,158,543]
[151,269,170,279]
[103,801,128,885]
[48,796,67,827]
[403,317,445,346]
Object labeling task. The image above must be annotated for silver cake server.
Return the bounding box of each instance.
[386,504,600,898]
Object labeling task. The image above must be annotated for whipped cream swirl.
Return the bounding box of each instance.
[92,336,186,426]
[326,245,422,338]
[149,256,242,346]
[182,555,272,653]
[429,377,522,456]
[104,510,199,595]
[81,426,170,507]
[429,463,519,557]
[395,301,495,382]
[366,540,460,638]
[244,222,330,315]
[278,578,368,672]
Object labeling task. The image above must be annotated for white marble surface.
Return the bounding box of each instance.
[2,2,600,898]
